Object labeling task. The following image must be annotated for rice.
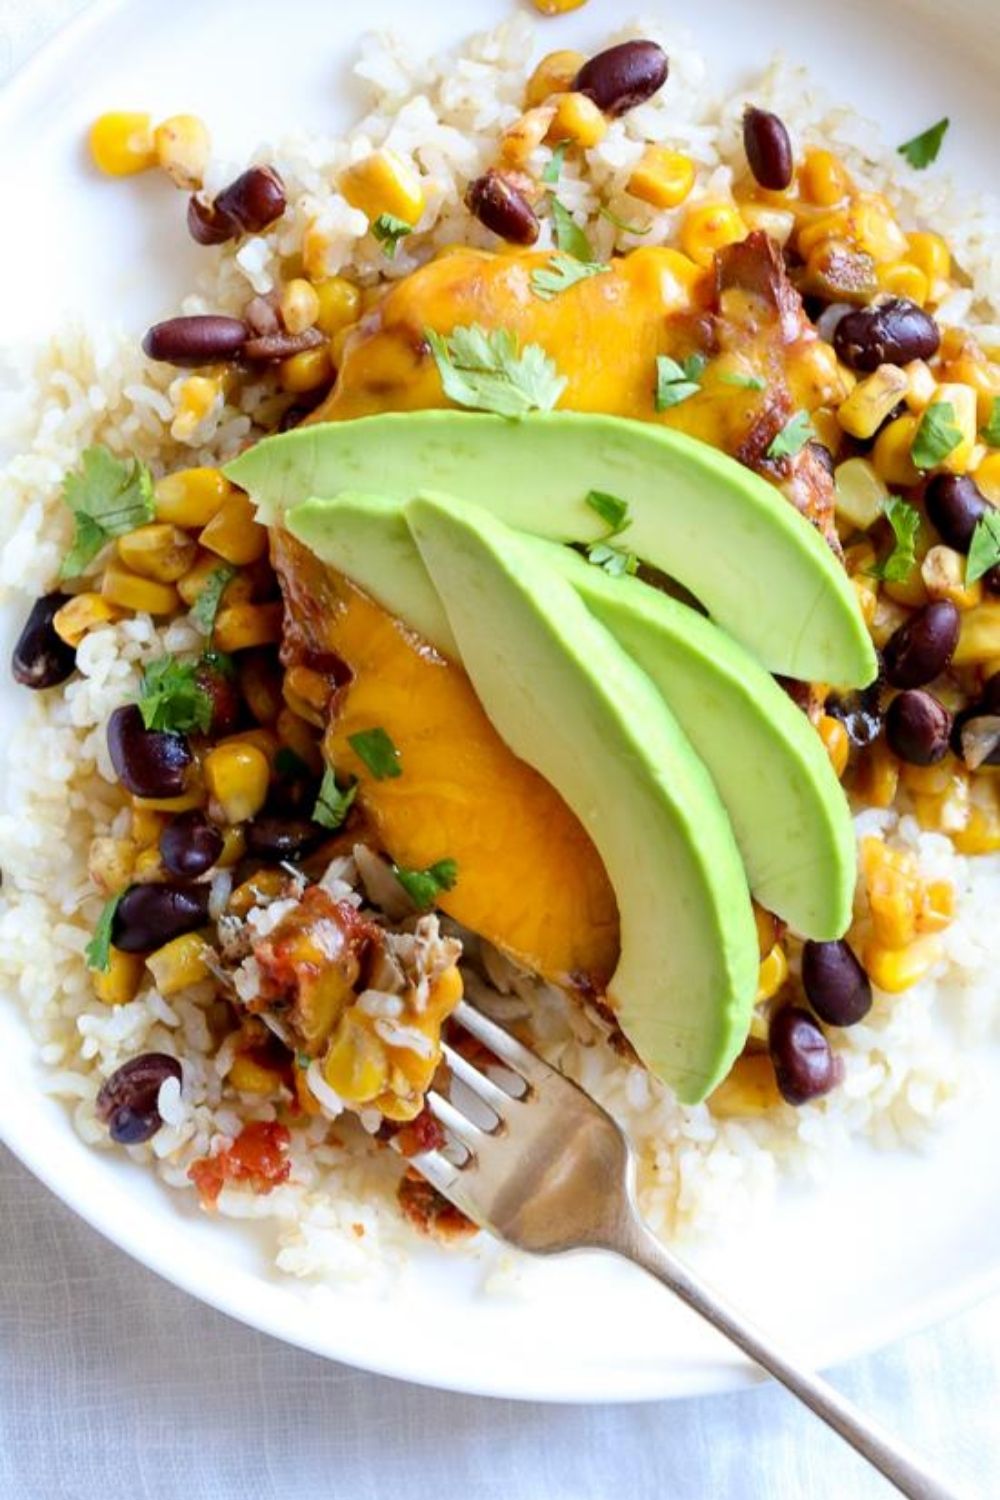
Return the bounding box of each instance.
[2,12,1000,1287]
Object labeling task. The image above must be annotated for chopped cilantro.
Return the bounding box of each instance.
[550,196,597,262]
[371,213,413,259]
[59,446,154,579]
[766,410,815,461]
[85,892,123,973]
[312,766,358,830]
[295,1051,311,1070]
[426,325,566,418]
[392,857,459,912]
[980,397,1000,448]
[530,252,610,301]
[542,141,569,186]
[586,490,629,536]
[190,564,236,635]
[719,370,767,392]
[967,509,1000,584]
[599,205,652,237]
[587,541,638,578]
[348,727,402,780]
[869,497,921,583]
[655,353,707,411]
[200,648,235,679]
[136,656,213,734]
[897,117,949,170]
[911,401,963,470]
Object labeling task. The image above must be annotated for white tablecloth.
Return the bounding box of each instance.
[1,3,997,1496]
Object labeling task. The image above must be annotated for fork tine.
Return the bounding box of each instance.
[451,999,552,1086]
[425,1088,488,1151]
[440,1041,514,1115]
[402,1146,468,1200]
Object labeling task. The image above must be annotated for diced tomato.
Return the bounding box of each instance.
[393,1107,447,1158]
[189,1120,292,1208]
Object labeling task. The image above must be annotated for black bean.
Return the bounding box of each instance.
[465,170,540,246]
[801,940,872,1027]
[885,689,952,765]
[882,600,960,689]
[187,194,239,246]
[195,657,242,737]
[142,315,248,367]
[825,674,885,748]
[833,297,940,372]
[107,705,192,799]
[187,166,287,246]
[574,40,669,117]
[160,811,224,879]
[924,473,989,553]
[242,327,326,363]
[769,1006,841,1105]
[245,815,327,862]
[96,1052,182,1145]
[12,593,76,689]
[111,882,212,953]
[743,106,794,191]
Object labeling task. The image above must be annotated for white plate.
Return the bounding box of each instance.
[2,0,1000,1404]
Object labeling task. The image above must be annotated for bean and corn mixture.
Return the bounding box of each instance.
[9,23,1000,1223]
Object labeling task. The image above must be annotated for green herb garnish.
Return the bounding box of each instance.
[599,205,652,237]
[586,490,630,535]
[869,498,921,583]
[980,397,1000,448]
[392,857,459,912]
[542,141,569,186]
[719,370,767,392]
[427,325,566,418]
[766,410,815,462]
[531,252,610,301]
[898,117,949,170]
[59,446,154,579]
[312,766,358,830]
[136,656,213,734]
[550,196,596,262]
[348,727,402,780]
[85,892,123,973]
[967,510,1000,584]
[371,213,413,259]
[190,564,236,635]
[655,353,707,411]
[274,746,312,780]
[911,401,963,471]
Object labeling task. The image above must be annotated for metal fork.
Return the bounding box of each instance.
[406,1000,961,1500]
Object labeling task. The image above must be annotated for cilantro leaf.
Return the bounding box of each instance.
[190,564,236,635]
[371,213,413,259]
[869,497,921,583]
[599,205,652,237]
[427,325,566,418]
[136,656,213,734]
[719,370,767,392]
[59,446,154,579]
[392,857,458,912]
[766,410,815,461]
[898,117,949,170]
[655,353,707,411]
[542,141,569,186]
[348,727,402,780]
[530,252,610,301]
[911,401,963,470]
[85,892,123,973]
[980,397,1000,448]
[587,541,638,578]
[967,509,1000,584]
[586,490,629,536]
[312,766,358,830]
[550,196,596,262]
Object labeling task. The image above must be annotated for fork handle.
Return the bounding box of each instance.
[620,1222,962,1500]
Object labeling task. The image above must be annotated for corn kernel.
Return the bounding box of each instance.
[680,202,747,269]
[852,196,909,265]
[153,114,211,190]
[324,1013,389,1104]
[276,707,325,775]
[869,592,909,650]
[739,202,797,246]
[213,602,283,653]
[89,112,156,176]
[525,49,586,108]
[532,0,587,12]
[52,592,120,647]
[204,742,271,823]
[833,457,887,532]
[154,467,231,528]
[863,934,943,993]
[131,847,163,882]
[921,545,982,610]
[199,490,268,566]
[876,261,929,306]
[217,825,247,868]
[903,359,938,414]
[872,413,922,488]
[218,726,280,765]
[279,346,334,394]
[340,149,425,227]
[819,714,850,778]
[799,148,851,207]
[132,788,206,814]
[920,383,978,475]
[540,91,604,151]
[500,105,558,169]
[796,210,849,258]
[238,652,284,725]
[753,903,778,960]
[973,453,1000,504]
[906,231,950,284]
[146,932,212,996]
[171,375,223,443]
[855,739,900,810]
[88,836,135,896]
[102,561,180,616]
[130,804,166,849]
[709,1052,782,1118]
[953,602,1000,666]
[627,147,696,210]
[176,550,234,608]
[283,665,331,726]
[93,948,146,1006]
[229,868,286,918]
[229,1054,285,1094]
[837,364,910,441]
[756,944,788,1004]
[279,278,320,336]
[314,276,361,337]
[116,522,197,583]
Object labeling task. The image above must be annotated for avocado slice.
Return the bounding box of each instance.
[402,491,759,1104]
[288,491,855,938]
[226,410,876,686]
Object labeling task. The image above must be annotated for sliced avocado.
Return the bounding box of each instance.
[226,410,876,686]
[288,490,855,938]
[403,491,759,1104]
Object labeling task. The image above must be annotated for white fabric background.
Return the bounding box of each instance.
[0,3,997,1496]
